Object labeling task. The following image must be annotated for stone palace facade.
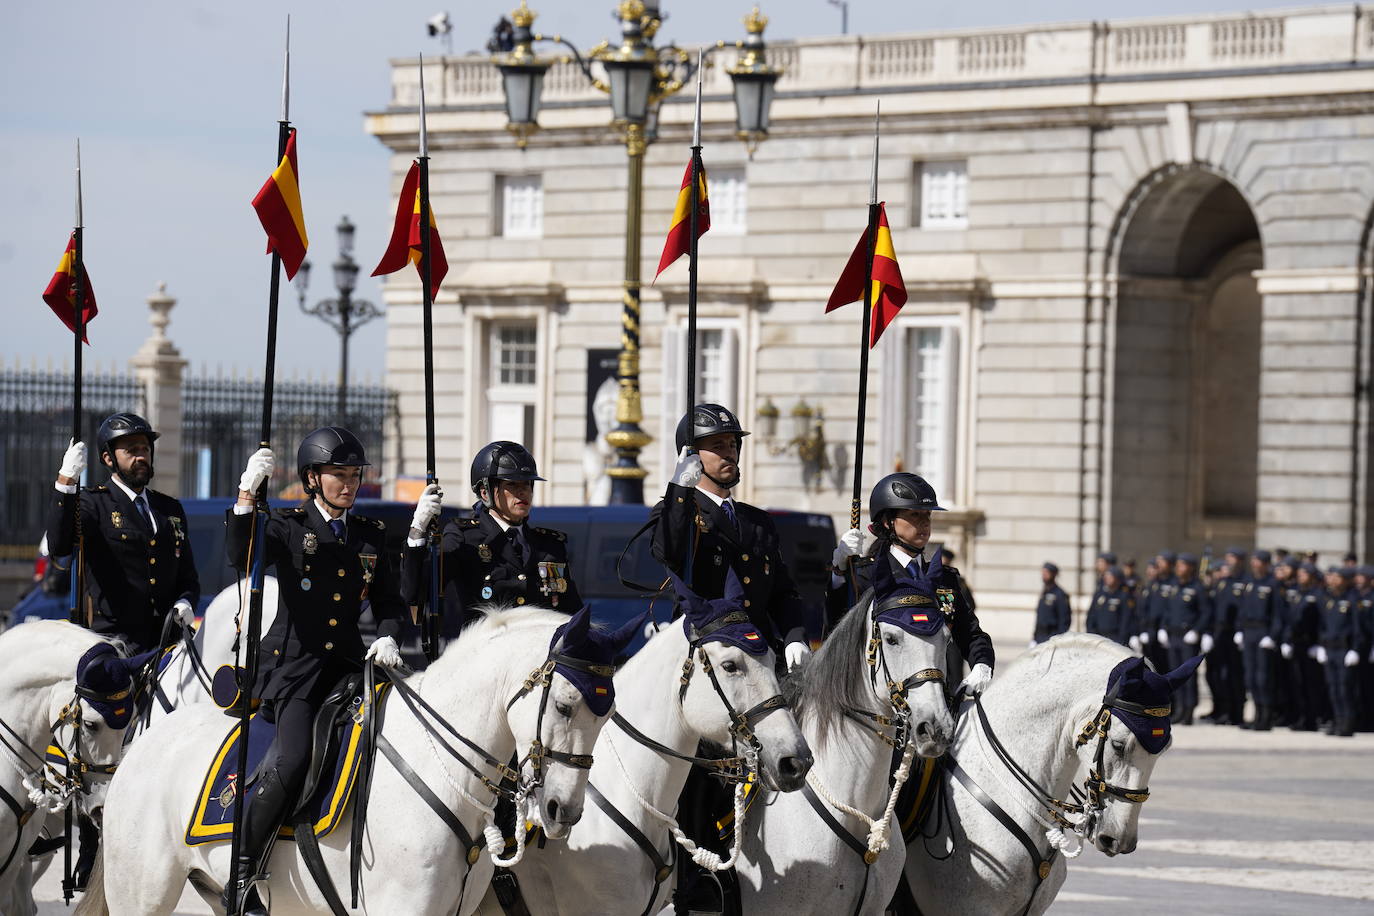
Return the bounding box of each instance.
[366,4,1374,611]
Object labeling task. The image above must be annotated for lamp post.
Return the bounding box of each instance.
[294,216,384,419]
[492,0,781,503]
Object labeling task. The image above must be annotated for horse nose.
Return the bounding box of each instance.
[777,753,812,790]
[1099,835,1118,856]
[916,719,952,752]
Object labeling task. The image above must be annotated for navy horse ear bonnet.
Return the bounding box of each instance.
[870,552,947,638]
[1103,655,1202,754]
[668,568,769,656]
[75,642,156,729]
[550,605,644,716]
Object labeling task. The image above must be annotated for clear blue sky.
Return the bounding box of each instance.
[1,0,1302,379]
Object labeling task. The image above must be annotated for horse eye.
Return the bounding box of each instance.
[884,633,900,646]
[555,702,573,719]
[1111,740,1126,754]
[721,660,740,674]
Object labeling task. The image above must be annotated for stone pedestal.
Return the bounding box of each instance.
[129,283,188,496]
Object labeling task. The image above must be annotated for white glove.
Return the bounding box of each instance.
[1259,635,1276,651]
[1157,628,1170,649]
[831,528,864,569]
[1139,631,1151,645]
[365,635,402,669]
[1128,635,1141,652]
[1315,646,1328,665]
[671,447,703,489]
[1345,649,1360,668]
[410,483,442,534]
[1201,633,1214,654]
[1280,643,1293,660]
[173,598,196,629]
[958,663,993,696]
[1184,630,1199,645]
[1233,631,1244,647]
[59,439,87,481]
[784,641,812,670]
[238,448,275,495]
[1028,639,1038,649]
[1307,645,1320,660]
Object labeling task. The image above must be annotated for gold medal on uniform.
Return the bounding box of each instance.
[478,543,493,562]
[111,511,123,529]
[303,532,318,555]
[359,552,377,585]
[936,588,955,617]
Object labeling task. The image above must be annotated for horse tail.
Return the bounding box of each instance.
[71,848,107,916]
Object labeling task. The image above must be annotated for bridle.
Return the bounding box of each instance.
[46,696,123,796]
[1071,685,1161,818]
[851,599,946,746]
[504,652,607,789]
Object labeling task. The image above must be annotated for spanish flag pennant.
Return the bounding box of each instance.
[824,202,908,347]
[42,233,98,342]
[653,156,710,282]
[250,128,309,280]
[372,161,448,298]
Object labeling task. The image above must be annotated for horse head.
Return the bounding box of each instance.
[1075,653,1202,855]
[58,642,150,820]
[870,557,955,756]
[669,568,813,792]
[509,605,641,838]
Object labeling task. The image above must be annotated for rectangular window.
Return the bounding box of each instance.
[710,167,747,236]
[661,319,740,473]
[912,160,968,229]
[495,174,543,238]
[902,324,960,498]
[487,322,538,446]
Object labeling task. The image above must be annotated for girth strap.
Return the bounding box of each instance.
[0,781,33,878]
[945,756,1055,916]
[800,784,871,916]
[586,781,672,916]
[375,734,485,881]
[291,813,350,916]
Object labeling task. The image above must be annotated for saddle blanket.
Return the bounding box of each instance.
[183,688,384,847]
[898,756,941,844]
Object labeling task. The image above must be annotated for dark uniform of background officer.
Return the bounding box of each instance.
[1086,566,1131,646]
[829,472,995,695]
[1277,560,1321,731]
[650,404,810,916]
[1202,550,1246,724]
[223,428,408,915]
[47,412,200,651]
[1160,553,1209,724]
[401,441,581,638]
[1237,549,1282,730]
[46,412,202,888]
[1030,562,1071,647]
[1316,566,1364,737]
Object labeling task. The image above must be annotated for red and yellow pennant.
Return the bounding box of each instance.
[825,202,907,348]
[653,157,710,282]
[251,128,309,279]
[42,233,98,342]
[372,161,448,298]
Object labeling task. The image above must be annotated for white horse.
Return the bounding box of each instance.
[0,621,131,915]
[80,604,623,916]
[900,634,1198,916]
[737,589,957,916]
[496,610,814,916]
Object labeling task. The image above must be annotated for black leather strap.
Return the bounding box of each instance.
[376,734,484,873]
[799,783,871,916]
[611,713,746,778]
[946,756,1054,916]
[292,814,350,916]
[0,782,31,878]
[586,782,671,916]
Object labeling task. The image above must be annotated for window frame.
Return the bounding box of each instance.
[494,173,544,239]
[912,159,969,230]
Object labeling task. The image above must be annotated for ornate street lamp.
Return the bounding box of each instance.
[492,0,782,504]
[295,216,384,419]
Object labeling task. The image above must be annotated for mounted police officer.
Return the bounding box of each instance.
[828,472,995,695]
[1086,566,1132,646]
[401,441,581,638]
[1030,562,1071,647]
[1236,549,1282,731]
[1316,566,1363,737]
[1160,554,1209,725]
[46,413,200,651]
[224,428,409,915]
[650,404,810,916]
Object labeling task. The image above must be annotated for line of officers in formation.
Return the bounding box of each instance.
[1032,548,1374,737]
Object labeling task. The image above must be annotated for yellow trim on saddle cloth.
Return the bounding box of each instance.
[715,772,759,841]
[899,756,940,839]
[184,683,390,847]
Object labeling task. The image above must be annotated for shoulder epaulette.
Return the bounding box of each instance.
[282,507,308,518]
[351,514,385,530]
[532,526,566,542]
[89,485,109,493]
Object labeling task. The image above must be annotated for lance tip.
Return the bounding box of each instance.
[281,14,291,123]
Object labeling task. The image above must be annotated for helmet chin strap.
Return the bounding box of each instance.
[702,469,738,491]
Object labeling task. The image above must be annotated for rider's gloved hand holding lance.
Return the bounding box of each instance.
[223,428,410,916]
[824,472,995,696]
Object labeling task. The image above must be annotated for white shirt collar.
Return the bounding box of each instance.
[696,486,733,509]
[890,544,927,569]
[487,510,525,536]
[312,499,348,527]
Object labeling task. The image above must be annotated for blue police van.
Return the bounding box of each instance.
[8,499,835,656]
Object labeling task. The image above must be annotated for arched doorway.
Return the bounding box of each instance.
[1108,167,1262,561]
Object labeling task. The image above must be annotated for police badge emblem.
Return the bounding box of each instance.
[219,773,238,811]
[110,511,123,529]
[303,532,318,555]
[478,543,493,562]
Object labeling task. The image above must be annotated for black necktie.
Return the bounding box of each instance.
[134,495,155,534]
[722,499,739,534]
[511,527,526,564]
[330,518,346,543]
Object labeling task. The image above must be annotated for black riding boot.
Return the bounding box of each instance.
[222,767,291,916]
[72,814,100,890]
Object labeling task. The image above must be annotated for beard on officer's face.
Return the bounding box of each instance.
[112,454,154,489]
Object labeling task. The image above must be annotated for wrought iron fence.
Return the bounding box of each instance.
[0,369,397,553]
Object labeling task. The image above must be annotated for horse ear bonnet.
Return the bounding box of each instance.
[1104,654,1201,754]
[75,642,140,729]
[550,606,619,716]
[870,553,947,637]
[668,568,769,656]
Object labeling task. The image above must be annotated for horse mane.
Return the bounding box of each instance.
[782,590,873,747]
[427,602,566,676]
[985,632,1134,711]
[0,621,122,691]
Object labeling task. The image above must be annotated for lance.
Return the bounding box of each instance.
[684,51,704,431]
[849,105,880,536]
[66,140,89,629]
[227,20,290,914]
[418,56,442,664]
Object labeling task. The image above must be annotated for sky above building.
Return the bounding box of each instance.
[2,0,1303,379]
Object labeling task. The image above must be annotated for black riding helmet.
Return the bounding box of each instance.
[470,441,545,497]
[97,412,159,463]
[296,426,370,495]
[674,403,751,452]
[869,472,947,530]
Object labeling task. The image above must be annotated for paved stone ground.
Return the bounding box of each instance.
[34,614,1374,913]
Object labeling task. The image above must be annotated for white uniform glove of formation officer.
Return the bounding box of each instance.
[1345,649,1360,668]
[410,483,443,534]
[1258,635,1276,651]
[1156,628,1170,649]
[1315,646,1328,665]
[831,528,864,569]
[1233,631,1245,647]
[366,636,402,669]
[671,447,703,489]
[1200,633,1214,654]
[1280,643,1293,660]
[239,448,275,495]
[59,440,87,481]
